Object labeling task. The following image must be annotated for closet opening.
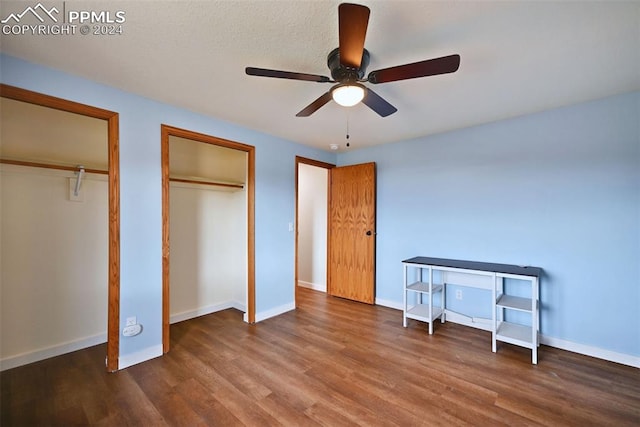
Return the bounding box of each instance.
[294,156,334,305]
[0,84,120,372]
[161,125,255,353]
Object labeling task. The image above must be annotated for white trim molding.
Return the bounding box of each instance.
[297,280,326,292]
[540,335,639,368]
[170,301,246,324]
[375,297,402,310]
[0,333,107,372]
[244,302,295,323]
[118,344,163,370]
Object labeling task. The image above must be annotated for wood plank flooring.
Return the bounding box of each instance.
[2,287,639,426]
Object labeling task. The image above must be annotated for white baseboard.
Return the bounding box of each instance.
[0,332,107,372]
[375,297,403,310]
[244,302,296,323]
[444,310,493,332]
[374,300,639,368]
[118,344,163,370]
[170,300,246,324]
[297,280,326,292]
[540,335,639,368]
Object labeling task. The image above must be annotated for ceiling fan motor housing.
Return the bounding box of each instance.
[328,47,370,82]
[245,3,459,118]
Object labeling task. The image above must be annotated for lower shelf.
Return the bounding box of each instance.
[405,304,444,323]
[496,321,536,349]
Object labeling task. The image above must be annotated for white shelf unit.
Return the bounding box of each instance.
[402,257,542,365]
[403,263,445,334]
[493,273,540,364]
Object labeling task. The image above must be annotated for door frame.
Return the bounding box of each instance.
[294,156,335,305]
[0,84,121,372]
[161,125,255,353]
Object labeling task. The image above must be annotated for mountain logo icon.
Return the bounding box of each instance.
[1,3,59,24]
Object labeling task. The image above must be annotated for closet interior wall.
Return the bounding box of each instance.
[0,97,108,370]
[168,136,247,324]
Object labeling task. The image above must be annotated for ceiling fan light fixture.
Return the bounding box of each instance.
[331,83,365,107]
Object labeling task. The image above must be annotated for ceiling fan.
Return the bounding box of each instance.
[245,3,460,118]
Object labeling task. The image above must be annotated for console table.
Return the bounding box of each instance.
[402,256,542,364]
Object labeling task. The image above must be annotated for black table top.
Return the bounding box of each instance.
[403,256,542,278]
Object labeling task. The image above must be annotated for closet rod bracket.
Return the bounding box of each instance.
[74,165,85,197]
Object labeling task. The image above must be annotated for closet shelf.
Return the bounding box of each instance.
[1,158,245,190]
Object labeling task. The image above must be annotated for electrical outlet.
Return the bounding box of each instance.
[126,316,137,326]
[123,324,143,337]
[455,290,463,300]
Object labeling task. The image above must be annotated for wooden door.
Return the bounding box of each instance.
[328,162,376,304]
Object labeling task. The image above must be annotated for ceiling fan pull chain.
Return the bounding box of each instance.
[345,111,351,145]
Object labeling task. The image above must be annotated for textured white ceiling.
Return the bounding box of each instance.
[1,1,639,152]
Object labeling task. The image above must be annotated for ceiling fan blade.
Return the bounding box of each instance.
[246,67,331,83]
[296,92,333,117]
[362,88,397,117]
[339,3,370,69]
[367,54,461,84]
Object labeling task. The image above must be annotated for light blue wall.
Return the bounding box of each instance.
[338,91,640,357]
[0,54,336,361]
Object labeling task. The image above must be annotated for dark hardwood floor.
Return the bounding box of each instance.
[2,287,639,426]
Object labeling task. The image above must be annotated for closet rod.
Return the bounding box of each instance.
[170,177,244,189]
[0,158,107,174]
[0,158,244,189]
